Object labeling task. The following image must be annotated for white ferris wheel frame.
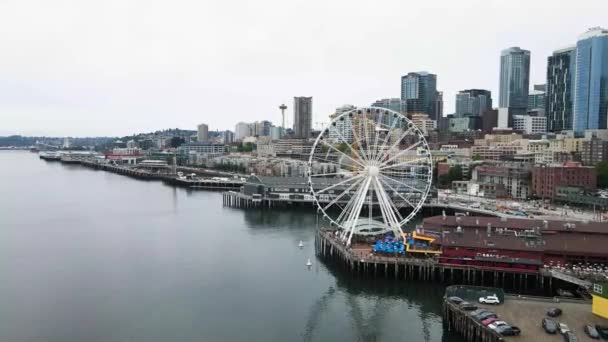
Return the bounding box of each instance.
[307,106,433,246]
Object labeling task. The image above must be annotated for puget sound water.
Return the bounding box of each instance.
[0,151,463,342]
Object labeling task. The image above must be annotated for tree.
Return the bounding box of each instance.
[437,165,464,188]
[337,142,348,153]
[597,161,608,188]
[170,137,185,148]
[472,154,482,161]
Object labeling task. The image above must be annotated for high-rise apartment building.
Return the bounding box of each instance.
[401,72,438,120]
[293,97,313,139]
[222,130,234,144]
[546,46,576,132]
[235,122,251,141]
[573,27,608,134]
[197,123,209,143]
[499,47,530,115]
[455,89,492,117]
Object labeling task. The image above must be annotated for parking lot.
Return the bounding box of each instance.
[477,296,608,342]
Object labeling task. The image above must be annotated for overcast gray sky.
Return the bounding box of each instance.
[0,0,606,137]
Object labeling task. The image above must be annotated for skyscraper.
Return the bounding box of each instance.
[197,123,209,143]
[400,72,438,120]
[499,47,530,114]
[294,97,313,139]
[546,46,576,132]
[455,89,492,117]
[573,27,608,134]
[436,91,444,119]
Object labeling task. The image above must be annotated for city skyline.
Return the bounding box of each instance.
[0,0,606,137]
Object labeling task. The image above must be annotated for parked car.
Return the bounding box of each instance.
[595,325,608,339]
[479,295,500,305]
[542,318,558,334]
[558,323,570,335]
[547,307,563,317]
[496,325,521,336]
[481,317,498,326]
[563,331,578,342]
[469,309,487,316]
[458,302,478,311]
[474,311,497,321]
[584,325,600,339]
[448,296,464,304]
[488,321,508,330]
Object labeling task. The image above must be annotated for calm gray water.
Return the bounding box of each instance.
[0,151,460,342]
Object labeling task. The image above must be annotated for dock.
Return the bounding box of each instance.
[315,229,563,295]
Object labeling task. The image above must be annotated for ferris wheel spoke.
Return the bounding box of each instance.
[310,155,356,172]
[378,176,417,210]
[318,139,366,169]
[362,115,374,162]
[349,118,371,163]
[315,174,364,194]
[375,126,415,164]
[379,157,429,171]
[370,114,384,162]
[322,177,364,211]
[373,177,401,235]
[379,140,423,167]
[372,114,400,162]
[345,177,372,246]
[310,171,353,178]
[379,173,424,194]
[376,177,406,222]
[328,124,369,165]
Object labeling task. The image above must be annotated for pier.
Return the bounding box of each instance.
[315,229,560,295]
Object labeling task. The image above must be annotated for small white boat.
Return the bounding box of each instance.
[306,258,312,267]
[298,240,304,248]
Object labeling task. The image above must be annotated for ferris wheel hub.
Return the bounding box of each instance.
[365,165,380,177]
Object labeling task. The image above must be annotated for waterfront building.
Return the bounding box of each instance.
[235,122,251,141]
[401,72,438,120]
[532,162,597,200]
[455,89,492,117]
[499,47,531,115]
[294,97,313,139]
[581,138,608,166]
[573,27,608,134]
[197,123,209,143]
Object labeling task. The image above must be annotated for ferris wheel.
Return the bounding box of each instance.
[308,107,432,246]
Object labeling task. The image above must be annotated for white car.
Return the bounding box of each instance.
[479,295,500,305]
[488,321,508,330]
[559,323,570,334]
